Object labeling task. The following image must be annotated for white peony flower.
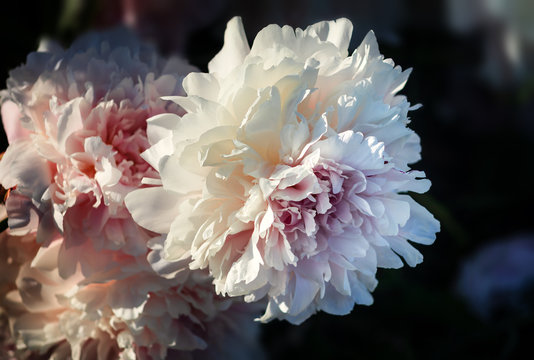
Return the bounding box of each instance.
[126,17,440,324]
[0,232,263,359]
[0,28,196,278]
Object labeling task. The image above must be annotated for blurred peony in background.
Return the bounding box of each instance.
[0,0,533,359]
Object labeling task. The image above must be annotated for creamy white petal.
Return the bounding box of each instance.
[208,17,250,78]
[305,18,353,56]
[125,187,181,234]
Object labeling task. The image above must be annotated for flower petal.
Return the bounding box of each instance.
[208,16,250,77]
[125,187,181,234]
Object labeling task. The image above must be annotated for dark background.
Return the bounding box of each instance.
[1,0,533,359]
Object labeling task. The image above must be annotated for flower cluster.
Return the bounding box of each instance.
[0,15,438,359]
[126,17,439,324]
[0,28,196,275]
[0,29,262,359]
[0,231,263,359]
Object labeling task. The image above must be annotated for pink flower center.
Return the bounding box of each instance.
[91,106,160,188]
[106,114,153,187]
[270,162,363,258]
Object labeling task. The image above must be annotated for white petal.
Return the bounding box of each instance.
[1,100,30,143]
[146,113,180,145]
[56,98,84,153]
[182,72,220,101]
[208,16,250,77]
[348,272,374,305]
[141,136,174,172]
[387,236,423,267]
[306,18,353,55]
[159,153,205,194]
[329,233,368,258]
[374,244,404,269]
[0,139,51,193]
[125,187,181,234]
[399,195,440,245]
[288,275,320,315]
[319,283,355,315]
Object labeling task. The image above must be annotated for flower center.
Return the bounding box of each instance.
[270,162,358,259]
[102,109,157,188]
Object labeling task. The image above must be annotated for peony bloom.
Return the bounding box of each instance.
[0,28,264,359]
[0,232,263,359]
[126,17,440,323]
[0,28,196,277]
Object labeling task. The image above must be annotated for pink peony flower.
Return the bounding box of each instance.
[0,28,196,278]
[127,17,440,324]
[0,231,263,359]
[0,28,265,359]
